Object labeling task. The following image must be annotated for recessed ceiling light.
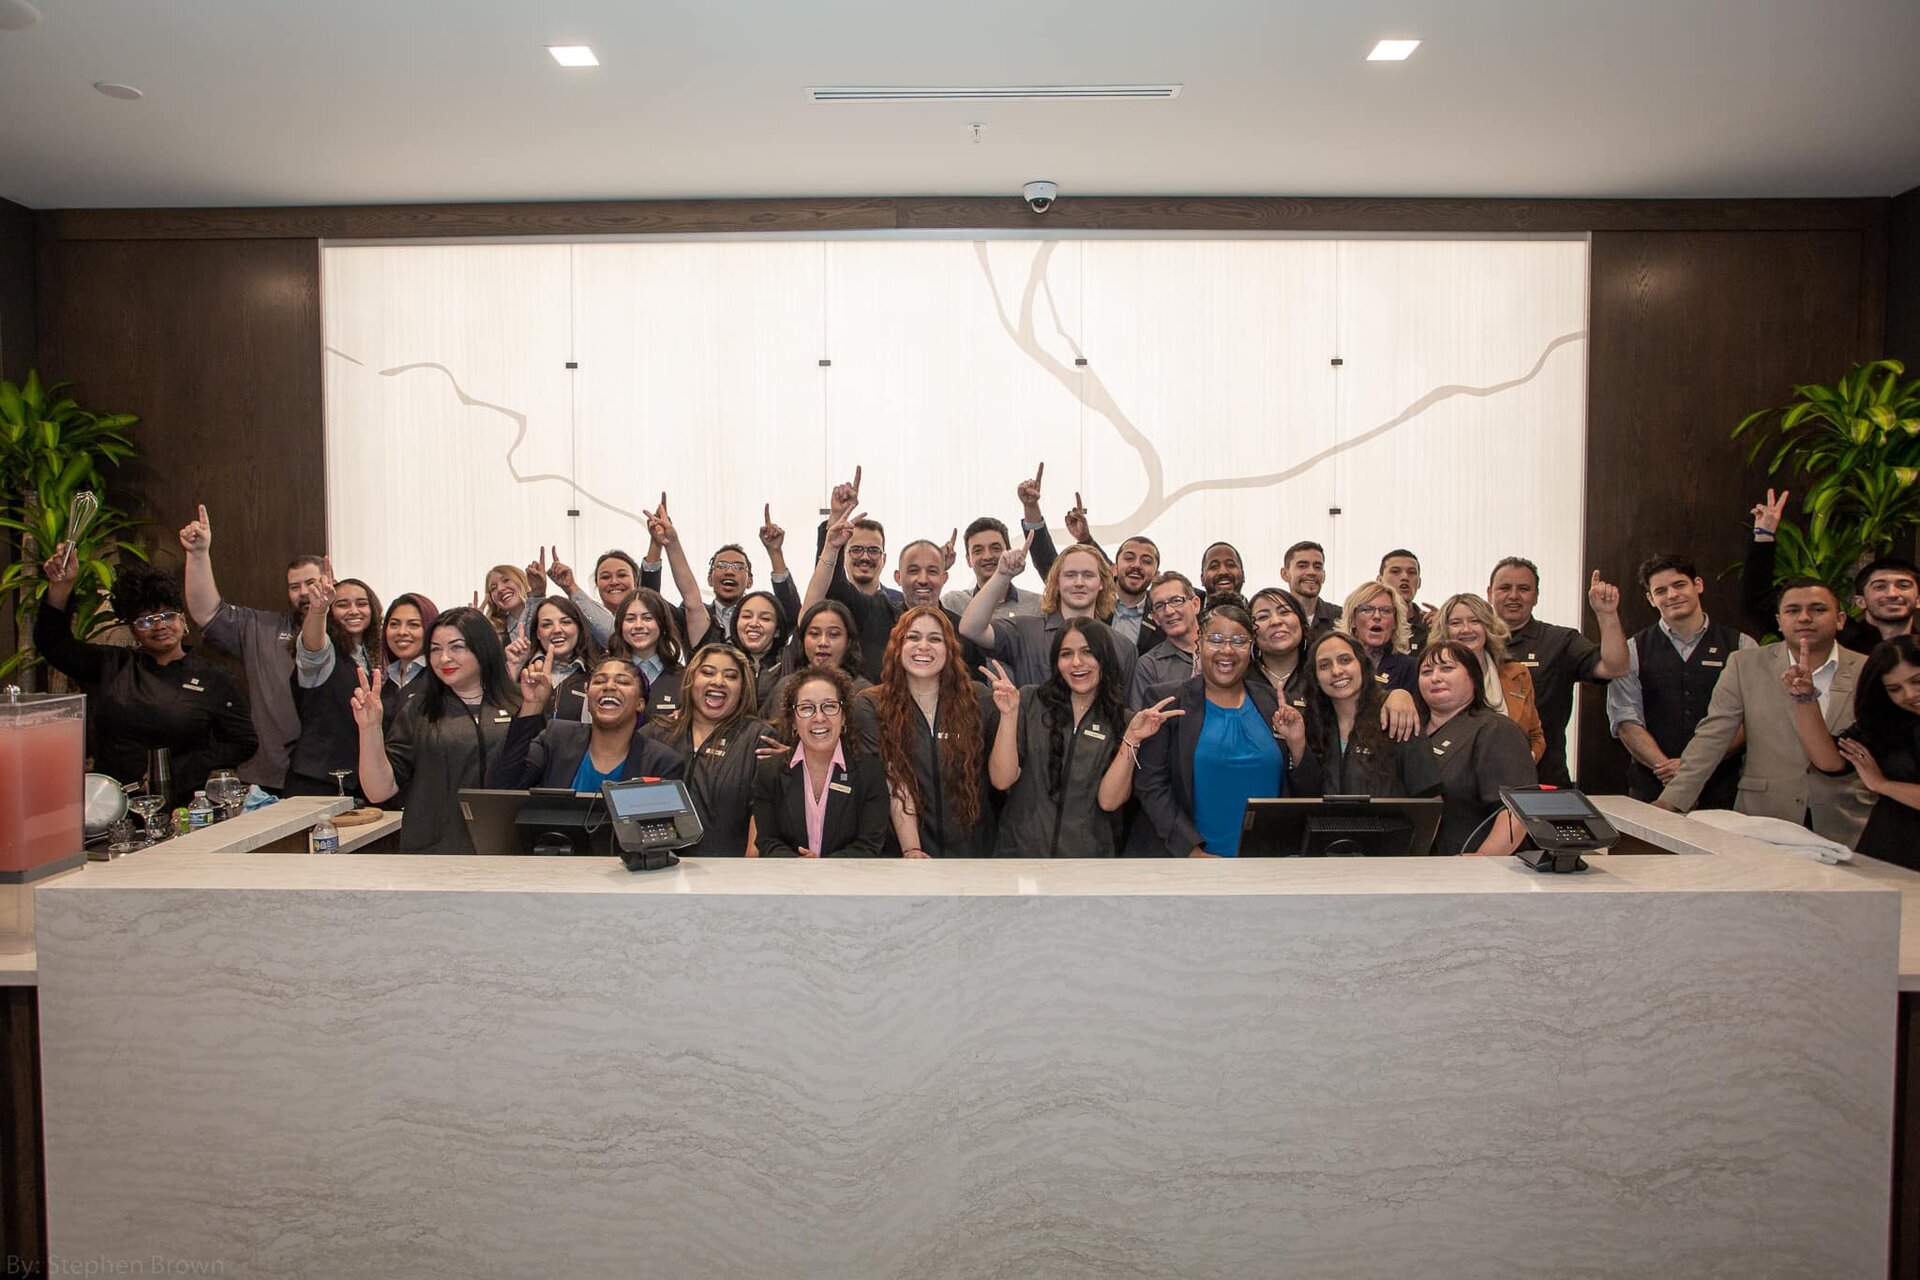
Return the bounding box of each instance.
[1367,39,1421,61]
[0,0,43,32]
[93,82,144,100]
[547,45,598,68]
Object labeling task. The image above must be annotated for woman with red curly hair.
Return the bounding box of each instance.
[862,606,999,857]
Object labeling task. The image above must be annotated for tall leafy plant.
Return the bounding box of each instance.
[0,371,145,680]
[1733,359,1920,598]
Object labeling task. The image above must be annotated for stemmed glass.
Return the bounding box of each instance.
[329,769,354,800]
[127,791,169,846]
[206,770,248,821]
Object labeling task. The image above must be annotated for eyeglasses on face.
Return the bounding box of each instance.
[710,559,751,574]
[131,611,182,632]
[1354,604,1395,618]
[847,545,885,558]
[794,701,843,719]
[1150,594,1191,613]
[1203,633,1252,650]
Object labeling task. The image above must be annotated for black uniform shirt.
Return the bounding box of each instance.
[33,599,256,799]
[993,686,1126,856]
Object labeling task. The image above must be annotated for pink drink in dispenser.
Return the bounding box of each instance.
[0,691,86,877]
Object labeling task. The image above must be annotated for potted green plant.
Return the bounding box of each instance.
[0,370,145,681]
[1733,358,1920,597]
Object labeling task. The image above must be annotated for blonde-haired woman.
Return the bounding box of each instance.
[959,539,1134,690]
[1337,580,1417,694]
[1428,592,1547,763]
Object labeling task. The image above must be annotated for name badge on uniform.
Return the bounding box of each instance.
[1523,653,1539,667]
[494,710,513,723]
[828,781,853,795]
[182,678,205,693]
[1433,738,1452,756]
[1085,726,1108,741]
[1702,660,1723,668]
[1375,672,1391,684]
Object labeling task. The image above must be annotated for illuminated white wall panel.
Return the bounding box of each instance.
[324,238,1588,623]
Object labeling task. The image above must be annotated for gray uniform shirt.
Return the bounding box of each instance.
[199,602,301,789]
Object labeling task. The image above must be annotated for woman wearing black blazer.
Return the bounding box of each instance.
[752,665,890,856]
[486,655,685,790]
[1132,602,1291,857]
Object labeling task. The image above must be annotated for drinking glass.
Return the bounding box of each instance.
[127,792,168,846]
[329,769,354,799]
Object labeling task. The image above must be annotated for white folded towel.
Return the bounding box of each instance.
[1688,809,1854,864]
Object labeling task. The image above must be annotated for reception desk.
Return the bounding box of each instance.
[23,798,1903,1278]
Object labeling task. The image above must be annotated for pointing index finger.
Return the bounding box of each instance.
[764,503,772,525]
[1033,461,1044,486]
[852,465,862,494]
[197,504,209,525]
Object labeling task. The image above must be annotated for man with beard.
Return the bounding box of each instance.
[639,496,798,644]
[1488,556,1631,788]
[1199,542,1245,600]
[1657,579,1872,846]
[805,473,978,683]
[1281,541,1338,636]
[942,464,1072,620]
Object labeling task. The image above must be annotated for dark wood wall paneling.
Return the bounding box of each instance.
[1576,229,1884,790]
[1891,183,1920,369]
[35,237,324,612]
[0,196,35,664]
[31,197,1891,789]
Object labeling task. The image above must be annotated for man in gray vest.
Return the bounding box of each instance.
[1607,553,1755,808]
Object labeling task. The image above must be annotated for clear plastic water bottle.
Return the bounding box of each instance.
[187,790,214,830]
[309,812,340,854]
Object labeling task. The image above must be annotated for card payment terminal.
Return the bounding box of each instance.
[601,778,704,871]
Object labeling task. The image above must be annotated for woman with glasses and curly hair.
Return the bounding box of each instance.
[1338,580,1419,695]
[751,664,890,857]
[35,543,256,801]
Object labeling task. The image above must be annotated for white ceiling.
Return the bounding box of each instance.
[2,0,1918,209]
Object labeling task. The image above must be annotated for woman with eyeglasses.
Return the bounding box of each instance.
[751,665,890,856]
[985,618,1183,857]
[352,607,521,853]
[286,561,382,797]
[641,642,772,854]
[35,546,257,800]
[1427,593,1547,763]
[1133,602,1294,857]
[1339,581,1420,694]
[1415,640,1535,856]
[485,654,685,791]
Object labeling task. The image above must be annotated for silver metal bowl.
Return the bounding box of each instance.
[83,772,129,837]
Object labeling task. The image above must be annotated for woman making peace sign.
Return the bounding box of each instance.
[984,619,1185,857]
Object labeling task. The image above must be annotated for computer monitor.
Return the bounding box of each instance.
[457,788,616,856]
[1239,796,1445,857]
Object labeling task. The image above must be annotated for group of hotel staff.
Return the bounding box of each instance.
[29,472,1920,865]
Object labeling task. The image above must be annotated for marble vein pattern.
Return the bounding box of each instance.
[34,860,1896,1279]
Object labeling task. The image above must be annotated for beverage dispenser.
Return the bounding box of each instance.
[0,690,87,881]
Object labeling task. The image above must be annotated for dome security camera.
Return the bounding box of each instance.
[1022,181,1059,214]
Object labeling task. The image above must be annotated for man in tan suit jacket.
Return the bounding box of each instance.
[1658,580,1874,847]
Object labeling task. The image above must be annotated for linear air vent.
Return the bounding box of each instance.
[808,84,1182,103]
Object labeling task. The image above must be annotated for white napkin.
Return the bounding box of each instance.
[1688,809,1853,864]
